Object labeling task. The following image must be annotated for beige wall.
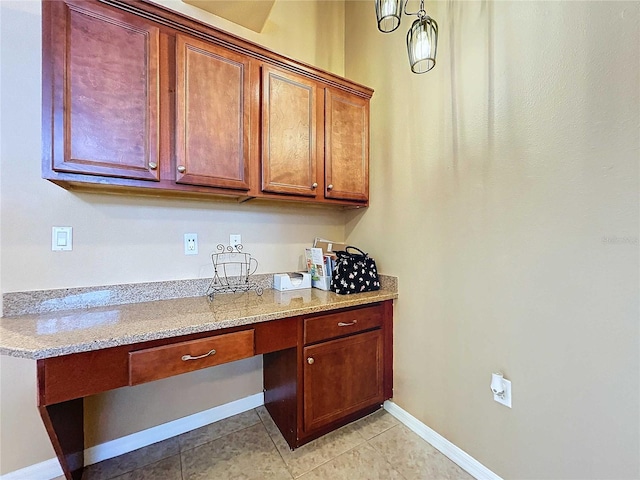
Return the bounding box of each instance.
[0,0,346,474]
[151,0,346,76]
[344,1,639,479]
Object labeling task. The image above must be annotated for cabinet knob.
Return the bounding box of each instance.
[327,184,334,190]
[177,165,186,173]
[312,182,318,189]
[307,357,315,365]
[148,162,158,170]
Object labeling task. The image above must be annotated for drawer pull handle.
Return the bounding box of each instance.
[181,349,216,361]
[338,320,358,327]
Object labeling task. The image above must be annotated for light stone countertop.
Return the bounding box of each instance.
[0,288,397,360]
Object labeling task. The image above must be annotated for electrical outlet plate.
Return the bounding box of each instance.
[184,233,198,255]
[494,378,512,408]
[230,234,241,247]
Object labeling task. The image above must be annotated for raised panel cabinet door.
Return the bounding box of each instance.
[47,0,160,181]
[303,329,384,433]
[175,34,251,190]
[325,89,369,202]
[262,66,319,197]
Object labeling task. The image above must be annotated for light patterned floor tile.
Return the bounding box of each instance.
[81,437,179,480]
[369,424,474,480]
[178,409,261,451]
[110,455,182,480]
[256,405,283,439]
[297,442,404,480]
[180,422,292,480]
[351,408,399,440]
[259,410,367,478]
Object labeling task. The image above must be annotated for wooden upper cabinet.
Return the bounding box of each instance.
[42,0,373,205]
[175,34,251,190]
[45,0,160,181]
[325,89,369,202]
[261,65,320,197]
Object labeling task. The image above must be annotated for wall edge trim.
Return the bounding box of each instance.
[1,392,264,480]
[383,400,502,480]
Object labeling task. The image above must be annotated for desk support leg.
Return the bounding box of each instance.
[38,398,84,480]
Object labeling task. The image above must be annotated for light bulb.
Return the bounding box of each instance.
[381,0,395,17]
[412,27,430,62]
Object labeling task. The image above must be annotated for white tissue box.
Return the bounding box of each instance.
[273,272,311,291]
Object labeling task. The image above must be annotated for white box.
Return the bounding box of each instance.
[273,272,311,291]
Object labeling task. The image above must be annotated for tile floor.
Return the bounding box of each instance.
[65,407,473,480]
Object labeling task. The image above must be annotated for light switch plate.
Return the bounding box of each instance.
[52,227,72,251]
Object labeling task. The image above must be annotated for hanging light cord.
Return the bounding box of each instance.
[404,0,428,20]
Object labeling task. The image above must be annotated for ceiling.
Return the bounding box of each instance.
[182,0,276,32]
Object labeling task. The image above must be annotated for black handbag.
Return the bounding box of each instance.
[330,246,381,295]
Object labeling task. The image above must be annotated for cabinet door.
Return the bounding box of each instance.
[175,34,251,190]
[325,89,369,202]
[47,0,160,181]
[262,66,320,197]
[303,329,383,433]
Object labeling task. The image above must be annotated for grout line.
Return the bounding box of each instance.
[176,417,263,454]
[179,450,185,480]
[363,435,410,480]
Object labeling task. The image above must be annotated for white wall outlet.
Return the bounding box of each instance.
[494,377,512,408]
[230,234,241,248]
[52,227,72,251]
[184,233,198,255]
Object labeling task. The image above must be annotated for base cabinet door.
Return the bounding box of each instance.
[175,34,251,190]
[303,329,384,433]
[45,0,161,181]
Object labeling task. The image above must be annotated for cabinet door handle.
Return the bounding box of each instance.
[337,320,357,327]
[312,182,318,189]
[177,165,186,173]
[148,162,158,170]
[181,349,216,361]
[327,184,334,190]
[307,357,315,365]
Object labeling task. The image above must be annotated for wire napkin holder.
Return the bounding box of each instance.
[206,244,263,299]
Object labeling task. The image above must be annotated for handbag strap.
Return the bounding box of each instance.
[345,246,368,257]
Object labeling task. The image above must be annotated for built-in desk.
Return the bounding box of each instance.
[0,287,396,480]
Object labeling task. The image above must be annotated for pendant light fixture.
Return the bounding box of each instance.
[375,0,438,74]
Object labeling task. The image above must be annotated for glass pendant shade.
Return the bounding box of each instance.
[375,0,402,33]
[406,15,438,74]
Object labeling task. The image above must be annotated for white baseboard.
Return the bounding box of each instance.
[384,400,502,480]
[84,392,264,465]
[0,458,63,480]
[1,392,264,480]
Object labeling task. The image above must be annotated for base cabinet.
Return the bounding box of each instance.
[303,329,383,432]
[264,301,393,449]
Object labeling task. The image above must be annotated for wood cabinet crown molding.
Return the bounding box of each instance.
[42,0,374,207]
[108,0,373,99]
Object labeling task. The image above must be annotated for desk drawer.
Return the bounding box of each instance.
[304,305,382,345]
[129,329,254,385]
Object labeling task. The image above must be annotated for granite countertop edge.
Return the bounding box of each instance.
[0,289,398,360]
